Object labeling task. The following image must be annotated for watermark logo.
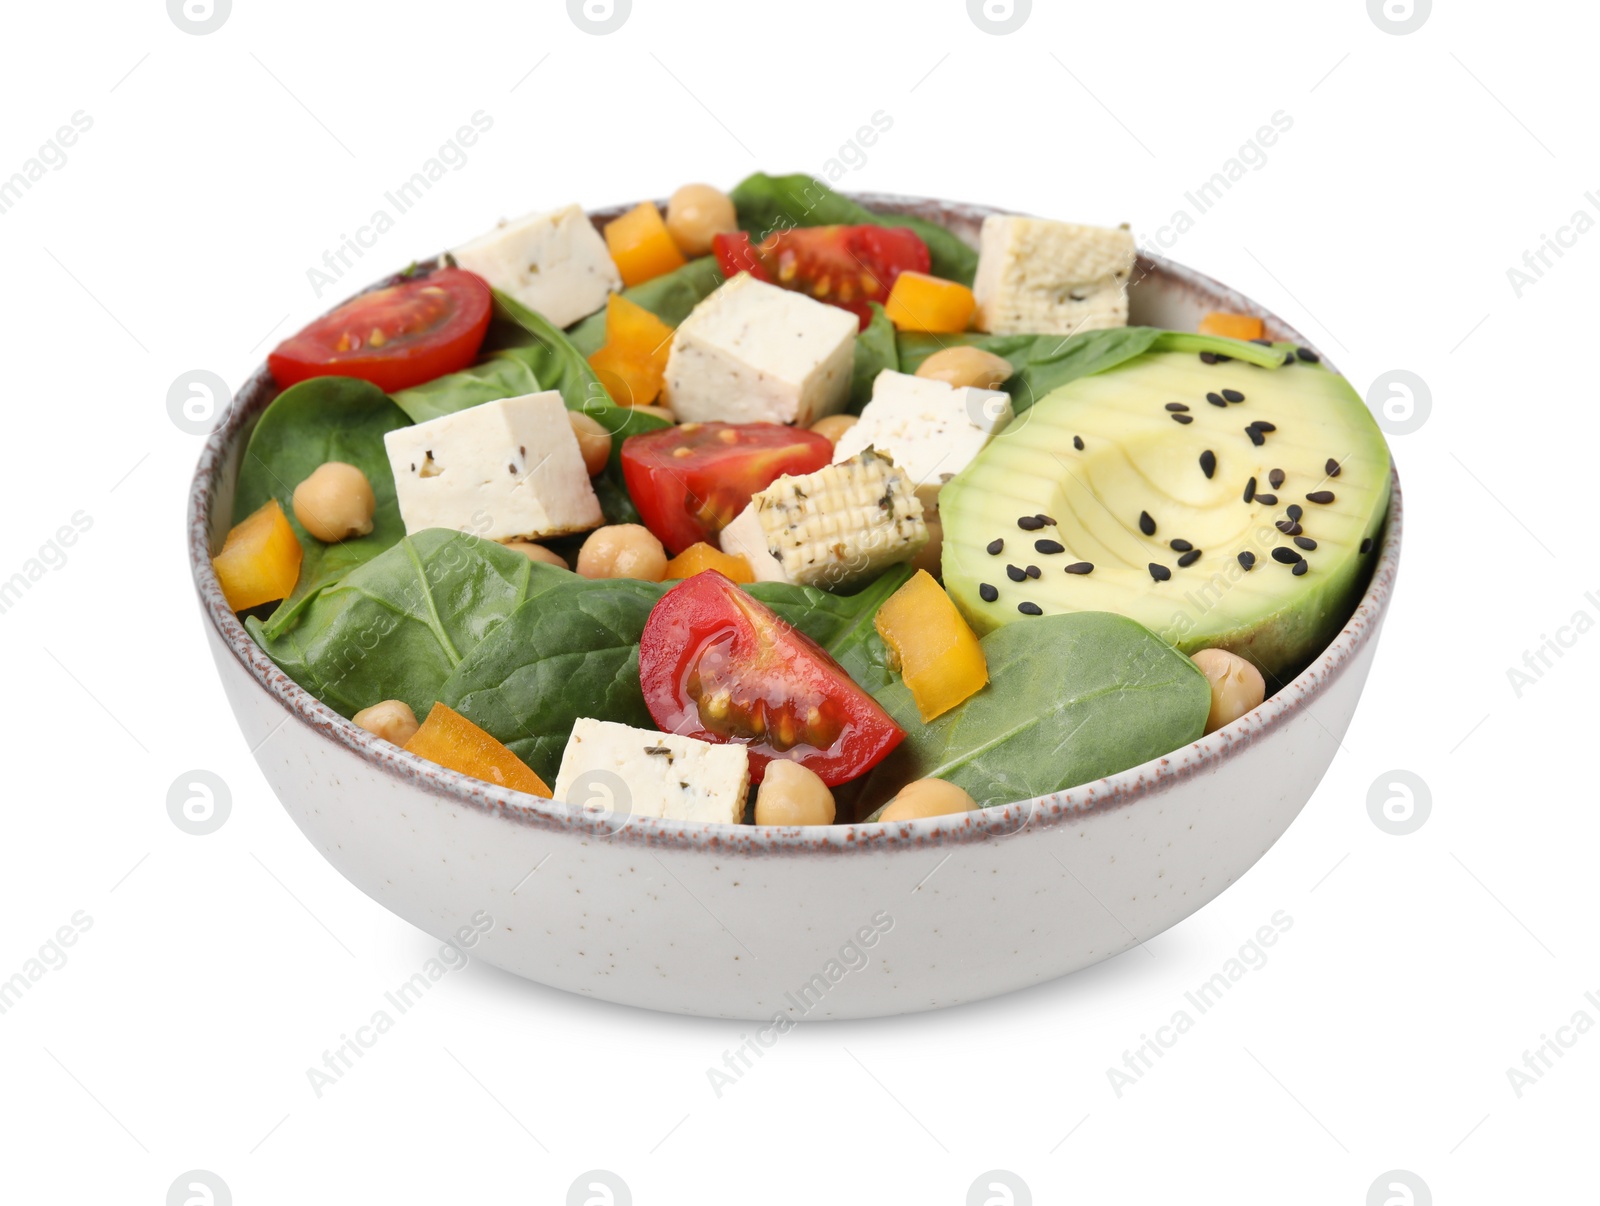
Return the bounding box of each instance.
[567,1170,631,1206]
[168,770,231,836]
[967,0,1031,35]
[1367,770,1430,836]
[1366,369,1430,435]
[1367,0,1430,35]
[167,1170,232,1206]
[568,0,631,35]
[1366,1170,1431,1206]
[167,0,231,35]
[566,768,633,836]
[167,370,232,436]
[968,1170,1031,1206]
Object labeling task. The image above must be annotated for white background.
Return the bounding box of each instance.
[1,0,1592,1202]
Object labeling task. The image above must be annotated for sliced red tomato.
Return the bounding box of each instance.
[712,225,931,329]
[621,422,833,556]
[268,268,493,393]
[639,571,905,785]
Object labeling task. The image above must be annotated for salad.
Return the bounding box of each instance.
[211,173,1392,828]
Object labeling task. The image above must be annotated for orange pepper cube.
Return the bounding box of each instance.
[1198,311,1264,341]
[588,293,677,406]
[874,569,988,721]
[665,542,753,583]
[883,271,977,333]
[212,498,302,612]
[604,202,688,288]
[405,703,552,797]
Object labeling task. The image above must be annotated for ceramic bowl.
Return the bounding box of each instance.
[189,194,1401,1021]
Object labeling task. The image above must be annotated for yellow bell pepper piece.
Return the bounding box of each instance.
[588,293,676,406]
[212,498,302,612]
[404,703,552,797]
[874,570,988,721]
[665,542,753,583]
[1197,311,1264,341]
[604,201,688,288]
[883,271,976,333]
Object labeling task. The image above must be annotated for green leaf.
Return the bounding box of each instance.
[565,256,725,357]
[860,612,1211,812]
[895,327,1286,413]
[849,302,899,414]
[232,377,411,638]
[730,172,979,286]
[388,349,543,425]
[247,530,543,720]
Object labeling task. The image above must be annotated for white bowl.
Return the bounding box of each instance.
[189,195,1401,1020]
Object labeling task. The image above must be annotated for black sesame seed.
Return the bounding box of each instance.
[1139,511,1156,536]
[1243,476,1257,503]
[1073,435,1084,451]
[1252,420,1276,432]
[1325,458,1342,477]
[1286,503,1303,522]
[1296,346,1320,363]
[1294,536,1318,550]
[1206,392,1227,408]
[1282,352,1296,365]
[1292,560,1309,576]
[1360,537,1374,554]
[1018,515,1045,530]
[1199,351,1219,365]
[1249,338,1273,347]
[1269,468,1285,489]
[1306,490,1335,504]
[1177,549,1202,568]
[1254,492,1278,506]
[987,538,1004,555]
[1025,565,1042,579]
[1275,519,1303,536]
[1216,354,1233,362]
[1065,561,1094,575]
[1037,514,1057,526]
[1169,538,1193,552]
[1018,601,1043,616]
[1006,564,1025,582]
[1222,388,1244,403]
[1199,449,1217,479]
[1149,562,1172,582]
[1246,426,1265,447]
[979,583,999,602]
[1035,539,1065,554]
[1172,413,1194,425]
[1237,551,1256,570]
[1271,547,1302,564]
[1165,402,1190,412]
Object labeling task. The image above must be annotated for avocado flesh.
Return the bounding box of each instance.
[940,349,1392,685]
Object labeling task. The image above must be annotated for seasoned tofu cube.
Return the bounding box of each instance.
[383,391,602,541]
[832,370,1011,512]
[719,450,928,591]
[452,204,621,327]
[972,214,1136,335]
[553,718,750,825]
[663,273,858,425]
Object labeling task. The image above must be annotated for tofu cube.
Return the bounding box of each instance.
[383,391,602,542]
[553,718,751,825]
[663,273,858,425]
[972,214,1136,335]
[452,204,621,327]
[832,370,1012,513]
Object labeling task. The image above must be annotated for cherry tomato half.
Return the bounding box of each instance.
[621,421,834,556]
[712,225,931,329]
[639,571,906,785]
[268,268,493,393]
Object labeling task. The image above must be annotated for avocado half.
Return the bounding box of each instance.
[940,347,1391,685]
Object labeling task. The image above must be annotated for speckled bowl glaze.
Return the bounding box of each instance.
[189,194,1401,1020]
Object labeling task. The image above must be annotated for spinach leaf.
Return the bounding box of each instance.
[730,172,979,286]
[389,348,543,425]
[247,530,541,720]
[232,377,411,638]
[849,302,899,413]
[896,328,1286,414]
[565,256,725,357]
[860,611,1210,812]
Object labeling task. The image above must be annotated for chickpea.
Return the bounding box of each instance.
[1190,648,1266,734]
[577,524,668,581]
[879,777,976,822]
[632,403,676,423]
[914,346,1015,391]
[293,461,375,543]
[568,411,613,476]
[353,699,419,746]
[810,414,859,446]
[755,760,837,826]
[665,183,738,257]
[503,540,568,569]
